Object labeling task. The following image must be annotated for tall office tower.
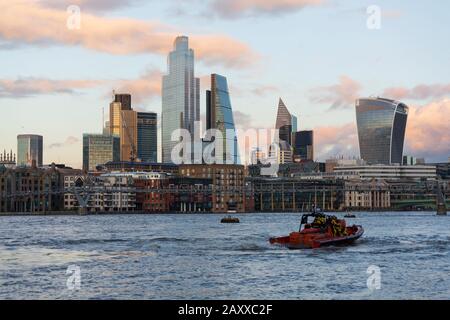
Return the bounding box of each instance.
[109,100,122,136]
[109,93,138,161]
[162,36,200,163]
[206,74,239,164]
[137,112,158,163]
[293,130,314,161]
[114,93,131,110]
[82,134,120,171]
[17,134,43,167]
[110,92,132,136]
[275,98,297,146]
[356,97,408,165]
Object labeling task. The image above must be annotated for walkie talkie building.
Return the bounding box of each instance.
[355,97,408,165]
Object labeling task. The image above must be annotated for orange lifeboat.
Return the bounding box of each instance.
[269,213,364,249]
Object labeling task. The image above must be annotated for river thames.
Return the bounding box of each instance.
[0,212,449,299]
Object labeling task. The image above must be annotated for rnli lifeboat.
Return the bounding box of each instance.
[269,213,364,249]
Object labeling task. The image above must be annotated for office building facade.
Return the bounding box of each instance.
[17,134,43,167]
[206,74,239,164]
[356,97,408,165]
[137,112,157,163]
[162,36,200,163]
[82,134,120,171]
[293,130,314,161]
[109,93,138,162]
[333,164,437,180]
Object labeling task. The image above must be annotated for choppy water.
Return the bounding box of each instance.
[0,212,449,299]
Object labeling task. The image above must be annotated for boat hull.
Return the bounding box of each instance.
[270,225,364,249]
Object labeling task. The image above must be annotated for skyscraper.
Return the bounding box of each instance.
[206,74,239,164]
[275,98,297,146]
[162,36,200,163]
[356,97,408,165]
[109,93,138,162]
[114,93,132,110]
[82,134,120,171]
[293,130,314,161]
[137,112,157,163]
[17,134,43,167]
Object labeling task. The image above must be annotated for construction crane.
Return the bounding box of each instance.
[120,110,138,162]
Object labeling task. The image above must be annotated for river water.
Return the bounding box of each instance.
[0,212,449,299]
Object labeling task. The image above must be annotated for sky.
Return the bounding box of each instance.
[0,0,449,168]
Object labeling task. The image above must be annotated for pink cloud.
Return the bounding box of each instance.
[251,85,279,96]
[383,84,450,101]
[404,98,450,161]
[0,77,103,98]
[0,1,257,68]
[38,0,142,12]
[314,123,359,160]
[114,69,162,105]
[309,76,362,110]
[210,0,324,18]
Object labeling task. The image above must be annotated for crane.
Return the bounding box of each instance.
[120,110,138,163]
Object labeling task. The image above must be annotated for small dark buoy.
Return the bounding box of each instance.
[221,216,240,223]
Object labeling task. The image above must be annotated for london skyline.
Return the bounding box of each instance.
[1,0,449,169]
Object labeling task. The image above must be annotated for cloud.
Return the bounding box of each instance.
[49,136,80,149]
[309,76,362,110]
[233,111,254,129]
[0,77,103,98]
[113,69,162,105]
[38,0,142,12]
[383,84,450,101]
[251,85,278,96]
[0,1,257,69]
[209,0,324,18]
[404,98,450,162]
[314,123,359,161]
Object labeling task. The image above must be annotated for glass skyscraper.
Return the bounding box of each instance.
[17,134,43,167]
[137,112,157,163]
[162,36,200,163]
[355,97,408,165]
[275,98,297,146]
[206,74,239,164]
[293,130,314,161]
[109,93,138,162]
[83,134,120,171]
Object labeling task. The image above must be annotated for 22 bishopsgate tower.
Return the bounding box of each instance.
[355,97,408,165]
[162,36,200,163]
